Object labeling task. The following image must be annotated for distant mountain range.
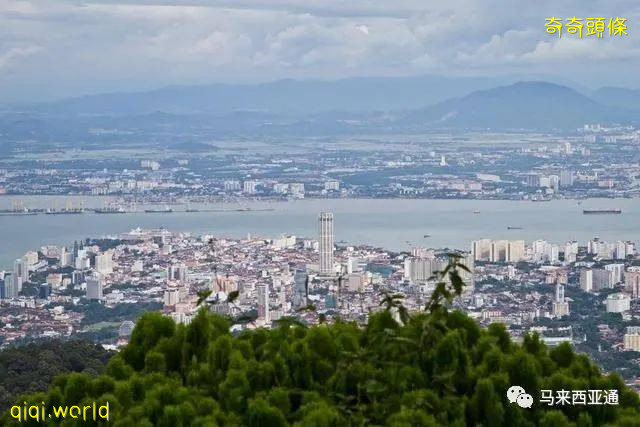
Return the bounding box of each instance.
[23,75,522,116]
[404,81,637,130]
[4,77,640,133]
[16,73,593,115]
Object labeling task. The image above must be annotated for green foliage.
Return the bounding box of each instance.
[68,300,163,326]
[4,258,640,425]
[0,340,111,411]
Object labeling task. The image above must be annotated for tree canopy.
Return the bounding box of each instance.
[0,340,111,412]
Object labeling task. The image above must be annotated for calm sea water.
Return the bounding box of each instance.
[0,196,636,269]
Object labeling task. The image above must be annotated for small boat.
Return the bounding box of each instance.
[507,226,523,230]
[473,210,480,214]
[423,234,431,238]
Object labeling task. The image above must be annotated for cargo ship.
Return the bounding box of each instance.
[582,209,622,215]
[45,209,84,215]
[95,207,126,214]
[144,208,173,213]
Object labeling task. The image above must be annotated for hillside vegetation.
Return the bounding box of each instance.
[0,340,111,412]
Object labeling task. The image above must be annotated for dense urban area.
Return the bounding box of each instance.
[1,125,640,208]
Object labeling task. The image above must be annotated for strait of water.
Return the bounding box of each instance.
[0,196,635,269]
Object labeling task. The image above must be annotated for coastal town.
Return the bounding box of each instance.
[2,125,640,208]
[2,213,640,386]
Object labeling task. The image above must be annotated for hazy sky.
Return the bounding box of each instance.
[1,0,639,102]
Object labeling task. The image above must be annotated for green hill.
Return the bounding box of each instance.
[4,261,640,426]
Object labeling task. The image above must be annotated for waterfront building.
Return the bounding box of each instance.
[224,180,241,191]
[243,180,258,194]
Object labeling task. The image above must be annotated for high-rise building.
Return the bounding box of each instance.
[490,240,508,262]
[559,170,574,187]
[168,264,188,282]
[223,180,241,191]
[257,283,270,323]
[86,276,104,300]
[4,273,17,299]
[243,180,258,194]
[605,263,624,284]
[95,251,113,275]
[552,283,570,317]
[13,258,28,291]
[532,240,559,263]
[624,327,640,351]
[626,242,636,257]
[625,267,640,298]
[506,241,525,262]
[318,212,334,276]
[593,268,614,291]
[75,250,89,270]
[293,270,308,310]
[404,257,439,283]
[525,174,540,187]
[23,251,38,267]
[164,288,180,306]
[580,269,593,292]
[564,241,578,263]
[615,241,627,260]
[60,246,73,267]
[588,238,616,259]
[472,239,492,261]
[472,239,524,263]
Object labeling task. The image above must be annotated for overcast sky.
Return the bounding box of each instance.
[1,0,638,102]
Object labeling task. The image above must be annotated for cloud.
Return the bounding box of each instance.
[0,0,639,101]
[0,45,41,69]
